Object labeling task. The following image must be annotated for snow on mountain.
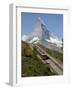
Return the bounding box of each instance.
[45,38,62,48]
[22,35,28,41]
[29,37,39,43]
[29,17,50,41]
[22,17,62,51]
[28,17,62,47]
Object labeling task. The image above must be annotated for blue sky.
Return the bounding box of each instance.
[21,12,63,39]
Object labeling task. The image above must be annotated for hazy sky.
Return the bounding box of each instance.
[21,12,63,39]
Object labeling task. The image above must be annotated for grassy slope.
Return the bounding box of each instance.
[38,44,63,65]
[21,41,56,77]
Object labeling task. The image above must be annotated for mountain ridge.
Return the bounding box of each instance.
[22,17,62,51]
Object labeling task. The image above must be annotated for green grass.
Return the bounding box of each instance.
[21,41,57,77]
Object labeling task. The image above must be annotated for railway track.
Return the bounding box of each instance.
[35,45,63,75]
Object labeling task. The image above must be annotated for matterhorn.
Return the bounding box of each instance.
[22,17,63,52]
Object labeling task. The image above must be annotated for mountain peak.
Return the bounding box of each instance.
[29,17,50,40]
[22,17,62,48]
[38,17,45,26]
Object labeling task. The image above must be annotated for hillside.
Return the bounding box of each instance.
[21,41,57,77]
[38,43,63,65]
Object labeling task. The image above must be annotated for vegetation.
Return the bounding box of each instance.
[21,41,56,77]
[38,44,63,64]
[21,41,33,57]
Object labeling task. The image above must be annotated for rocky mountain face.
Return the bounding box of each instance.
[28,17,50,41]
[22,17,62,52]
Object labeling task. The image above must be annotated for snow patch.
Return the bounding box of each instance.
[22,35,28,41]
[29,37,39,43]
